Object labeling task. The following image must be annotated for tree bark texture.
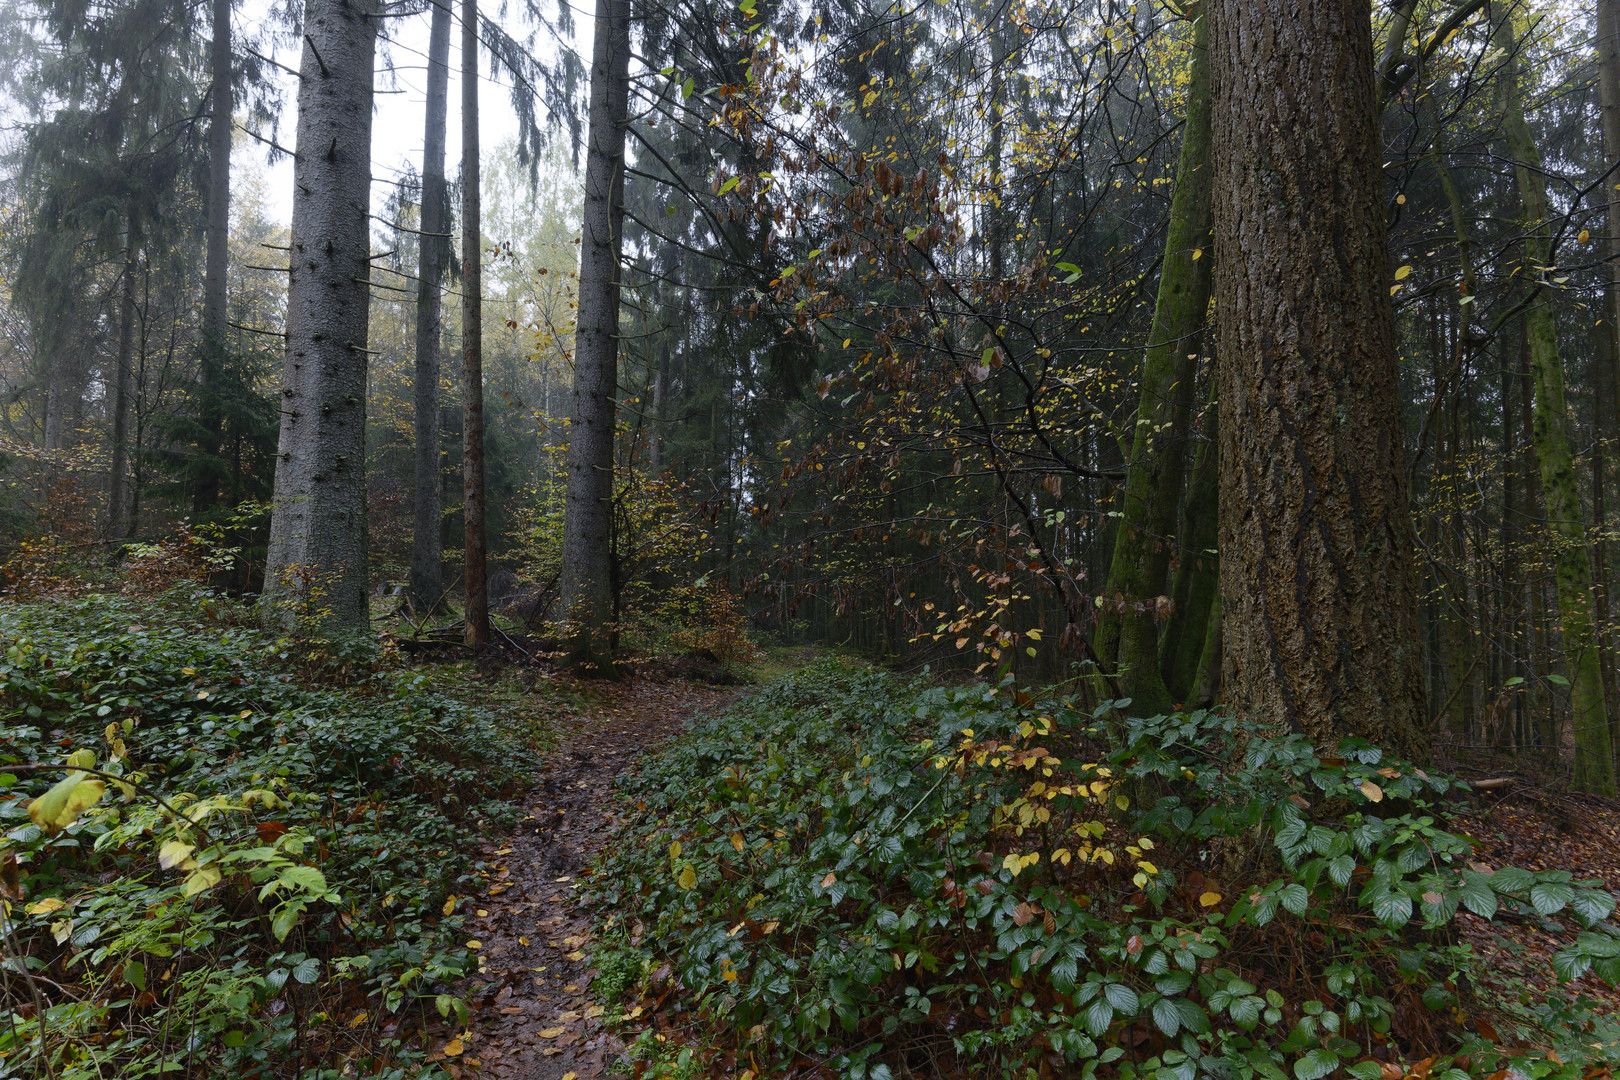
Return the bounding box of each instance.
[263,0,377,632]
[409,0,452,619]
[1162,388,1218,703]
[462,0,490,647]
[1100,9,1213,716]
[1597,0,1620,771]
[196,0,232,514]
[1493,0,1614,792]
[107,241,137,540]
[559,0,631,674]
[1208,0,1428,759]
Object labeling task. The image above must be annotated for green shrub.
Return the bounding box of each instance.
[585,661,1620,1080]
[0,590,534,1078]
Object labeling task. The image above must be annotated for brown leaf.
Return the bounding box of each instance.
[1013,902,1034,926]
[1126,934,1143,956]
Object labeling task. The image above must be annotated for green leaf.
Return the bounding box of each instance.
[1571,889,1616,927]
[1084,999,1114,1036]
[1551,949,1591,983]
[1457,871,1497,918]
[124,959,146,991]
[1151,997,1182,1037]
[682,76,696,100]
[1294,1048,1339,1080]
[1369,888,1412,927]
[718,175,739,195]
[1530,880,1574,916]
[1103,983,1139,1015]
[1347,1062,1384,1080]
[222,1030,246,1048]
[271,901,304,942]
[28,771,104,835]
[1489,865,1535,893]
[292,956,321,984]
[1278,883,1309,916]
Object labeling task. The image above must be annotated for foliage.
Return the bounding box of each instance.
[0,590,540,1078]
[585,663,1620,1080]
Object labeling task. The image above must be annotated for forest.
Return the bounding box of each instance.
[9,0,1620,1075]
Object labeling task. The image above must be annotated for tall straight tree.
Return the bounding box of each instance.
[1099,7,1213,715]
[559,0,631,674]
[462,0,490,647]
[1207,0,1427,758]
[263,0,378,631]
[1493,0,1613,793]
[195,0,232,514]
[410,0,452,619]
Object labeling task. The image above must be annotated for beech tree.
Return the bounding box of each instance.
[1208,0,1427,757]
[263,0,378,631]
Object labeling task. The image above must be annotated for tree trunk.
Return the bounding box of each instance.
[1598,0,1620,774]
[262,0,377,633]
[559,0,630,675]
[409,0,452,620]
[1208,0,1427,758]
[1162,385,1218,703]
[107,241,137,541]
[1100,8,1213,716]
[1492,0,1613,792]
[196,0,232,514]
[461,0,490,647]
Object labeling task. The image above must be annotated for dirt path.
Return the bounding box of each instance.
[438,676,740,1080]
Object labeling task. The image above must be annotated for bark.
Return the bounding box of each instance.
[1598,0,1620,769]
[1208,0,1428,759]
[1099,9,1213,715]
[1493,0,1613,793]
[409,0,452,619]
[1162,386,1218,703]
[462,0,490,647]
[559,0,631,675]
[196,0,232,514]
[107,242,137,540]
[262,0,377,633]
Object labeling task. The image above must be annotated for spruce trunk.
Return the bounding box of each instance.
[462,0,490,648]
[197,0,231,514]
[409,0,451,619]
[1208,0,1427,758]
[1493,0,1613,793]
[262,0,377,632]
[107,242,137,540]
[559,0,631,675]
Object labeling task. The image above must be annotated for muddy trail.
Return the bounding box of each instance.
[435,676,741,1080]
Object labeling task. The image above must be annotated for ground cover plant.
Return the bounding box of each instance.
[585,662,1620,1080]
[0,587,544,1079]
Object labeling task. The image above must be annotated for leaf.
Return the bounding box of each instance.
[1152,996,1182,1036]
[443,1038,464,1057]
[1359,780,1383,803]
[731,832,745,853]
[819,871,836,889]
[1580,229,1591,243]
[1394,265,1413,281]
[1084,998,1115,1036]
[718,176,739,195]
[293,957,321,984]
[1103,983,1138,1015]
[25,896,66,916]
[1531,880,1574,916]
[1457,871,1496,918]
[1199,891,1222,907]
[539,1027,566,1039]
[443,896,457,916]
[678,865,698,890]
[271,901,305,941]
[1278,883,1309,916]
[1191,248,1202,260]
[29,772,104,835]
[159,840,194,871]
[1571,888,1615,927]
[124,959,145,990]
[182,864,222,898]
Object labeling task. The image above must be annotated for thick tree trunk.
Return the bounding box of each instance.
[107,242,137,540]
[1208,0,1427,758]
[1099,9,1213,716]
[1493,0,1614,793]
[461,0,490,647]
[262,0,377,632]
[559,0,631,675]
[196,0,232,514]
[409,0,451,620]
[1598,0,1620,773]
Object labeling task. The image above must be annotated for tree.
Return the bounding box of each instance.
[410,0,453,620]
[262,0,378,631]
[559,0,631,674]
[463,0,491,647]
[1492,0,1613,793]
[195,0,232,515]
[1207,0,1427,757]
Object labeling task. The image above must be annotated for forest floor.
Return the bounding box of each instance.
[424,667,750,1080]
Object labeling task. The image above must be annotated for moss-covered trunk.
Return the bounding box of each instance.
[1492,0,1614,793]
[1098,9,1213,716]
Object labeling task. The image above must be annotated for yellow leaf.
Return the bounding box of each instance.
[349,1011,370,1028]
[476,909,489,917]
[1394,264,1413,280]
[563,1073,579,1080]
[25,897,66,916]
[567,950,585,961]
[1199,891,1222,907]
[1396,193,1406,205]
[669,841,681,860]
[467,940,482,950]
[584,1005,604,1019]
[443,896,457,916]
[731,832,745,853]
[1360,780,1384,803]
[159,840,195,871]
[539,1027,566,1039]
[1191,248,1202,260]
[1580,229,1591,243]
[1115,794,1130,811]
[443,1038,464,1057]
[519,936,530,946]
[182,864,221,897]
[677,865,697,890]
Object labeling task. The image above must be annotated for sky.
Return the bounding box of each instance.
[241,0,589,227]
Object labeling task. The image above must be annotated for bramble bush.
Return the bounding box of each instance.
[585,661,1620,1080]
[0,590,538,1079]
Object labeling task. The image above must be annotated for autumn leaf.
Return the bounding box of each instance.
[1360,780,1384,803]
[442,1038,465,1057]
[1199,891,1222,907]
[539,1027,566,1039]
[821,871,837,888]
[731,831,745,853]
[677,865,697,890]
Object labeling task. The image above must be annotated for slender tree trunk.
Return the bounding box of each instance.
[559,0,631,675]
[196,0,232,514]
[1162,384,1218,702]
[1208,0,1427,758]
[461,0,489,647]
[1493,0,1614,792]
[1598,0,1620,774]
[107,241,137,541]
[262,0,378,632]
[1099,8,1213,715]
[409,0,452,620]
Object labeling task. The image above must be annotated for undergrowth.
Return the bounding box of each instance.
[585,661,1620,1080]
[0,589,541,1079]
